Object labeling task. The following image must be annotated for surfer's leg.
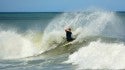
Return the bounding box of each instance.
[67,38,74,42]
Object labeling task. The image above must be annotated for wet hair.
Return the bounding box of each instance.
[68,28,71,31]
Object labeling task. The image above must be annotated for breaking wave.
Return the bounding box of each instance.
[0,9,124,60]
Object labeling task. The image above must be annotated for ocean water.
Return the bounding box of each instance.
[0,10,125,70]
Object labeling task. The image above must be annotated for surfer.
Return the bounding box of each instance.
[65,28,74,42]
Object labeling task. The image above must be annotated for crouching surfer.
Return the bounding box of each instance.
[65,28,74,42]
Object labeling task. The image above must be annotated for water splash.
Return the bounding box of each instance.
[40,10,117,52]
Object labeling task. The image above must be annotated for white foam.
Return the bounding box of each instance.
[65,40,125,69]
[0,31,39,59]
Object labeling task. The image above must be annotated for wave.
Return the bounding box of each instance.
[65,40,125,69]
[36,36,120,58]
[0,31,41,59]
[0,9,124,59]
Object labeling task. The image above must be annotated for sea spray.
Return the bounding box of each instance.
[39,31,65,53]
[40,11,116,51]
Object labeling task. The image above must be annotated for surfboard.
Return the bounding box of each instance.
[62,42,72,47]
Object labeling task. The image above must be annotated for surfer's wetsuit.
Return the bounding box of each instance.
[66,31,74,42]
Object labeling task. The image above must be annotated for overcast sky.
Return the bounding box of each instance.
[0,0,125,12]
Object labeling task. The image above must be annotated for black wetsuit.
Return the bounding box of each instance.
[66,31,73,41]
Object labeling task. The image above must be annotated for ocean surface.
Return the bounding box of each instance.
[0,10,125,70]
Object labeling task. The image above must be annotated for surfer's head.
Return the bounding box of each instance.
[68,28,71,31]
[64,26,72,32]
[65,27,71,32]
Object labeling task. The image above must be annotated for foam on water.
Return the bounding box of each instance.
[0,31,39,59]
[65,40,125,69]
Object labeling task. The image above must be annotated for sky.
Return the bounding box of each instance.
[0,0,125,12]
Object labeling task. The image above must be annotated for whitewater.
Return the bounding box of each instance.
[0,10,125,70]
